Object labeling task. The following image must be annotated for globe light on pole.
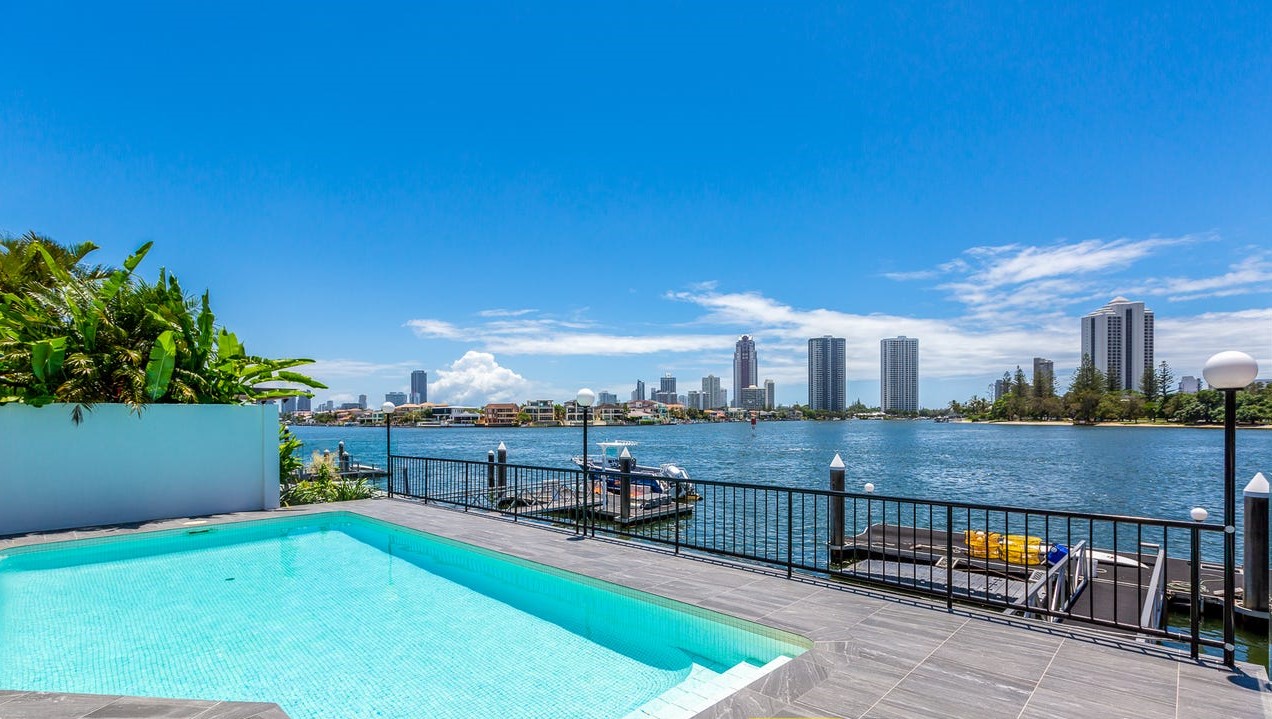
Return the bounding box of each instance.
[1201,350,1259,668]
[1202,351,1259,391]
[1190,507,1208,523]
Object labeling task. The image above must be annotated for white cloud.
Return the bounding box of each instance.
[430,351,532,404]
[1154,309,1272,374]
[476,308,537,318]
[1119,257,1272,302]
[405,319,465,339]
[305,359,421,380]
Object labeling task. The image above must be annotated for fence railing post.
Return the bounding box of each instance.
[386,457,394,498]
[786,489,794,579]
[674,479,681,555]
[1190,524,1202,659]
[946,504,954,611]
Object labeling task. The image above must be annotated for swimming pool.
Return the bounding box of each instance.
[0,512,808,719]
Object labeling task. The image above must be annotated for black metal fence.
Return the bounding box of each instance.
[387,454,1228,661]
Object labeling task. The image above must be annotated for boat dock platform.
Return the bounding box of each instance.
[485,483,694,526]
[834,523,1245,632]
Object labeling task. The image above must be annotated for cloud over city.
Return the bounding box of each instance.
[396,235,1269,405]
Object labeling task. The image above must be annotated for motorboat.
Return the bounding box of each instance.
[572,441,698,500]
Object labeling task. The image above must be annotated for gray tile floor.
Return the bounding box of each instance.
[2,499,1269,719]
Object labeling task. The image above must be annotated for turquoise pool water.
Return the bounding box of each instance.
[0,512,807,719]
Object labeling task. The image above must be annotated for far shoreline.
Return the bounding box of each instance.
[975,419,1272,430]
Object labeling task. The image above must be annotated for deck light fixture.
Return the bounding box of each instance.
[1202,350,1258,667]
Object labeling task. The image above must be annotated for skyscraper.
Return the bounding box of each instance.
[807,336,846,411]
[410,370,428,404]
[652,374,678,404]
[702,375,726,409]
[1032,357,1055,396]
[880,336,919,413]
[1081,297,1154,391]
[597,391,617,405]
[763,379,775,410]
[385,391,407,405]
[358,394,368,410]
[631,380,646,402]
[733,335,758,407]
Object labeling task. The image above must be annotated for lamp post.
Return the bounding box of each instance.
[382,401,396,495]
[1202,350,1259,667]
[576,388,596,535]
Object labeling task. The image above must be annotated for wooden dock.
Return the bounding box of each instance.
[484,483,694,526]
[841,559,1029,605]
[835,523,1243,631]
[590,494,694,525]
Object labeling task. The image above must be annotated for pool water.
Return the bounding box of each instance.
[0,513,807,719]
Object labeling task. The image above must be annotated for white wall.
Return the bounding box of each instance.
[0,403,280,536]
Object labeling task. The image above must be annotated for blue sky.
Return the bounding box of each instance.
[3,3,1270,407]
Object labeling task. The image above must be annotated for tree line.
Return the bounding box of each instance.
[953,356,1272,425]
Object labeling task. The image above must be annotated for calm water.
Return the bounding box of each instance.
[294,420,1271,526]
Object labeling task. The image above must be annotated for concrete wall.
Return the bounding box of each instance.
[0,403,279,536]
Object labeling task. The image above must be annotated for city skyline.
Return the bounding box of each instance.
[4,6,1269,409]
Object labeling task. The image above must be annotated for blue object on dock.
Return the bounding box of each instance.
[1047,544,1069,565]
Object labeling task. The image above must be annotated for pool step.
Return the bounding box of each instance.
[622,656,793,719]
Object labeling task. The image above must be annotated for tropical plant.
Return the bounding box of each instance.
[279,426,305,479]
[0,234,325,421]
[280,450,374,506]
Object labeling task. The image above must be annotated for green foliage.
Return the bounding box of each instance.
[279,425,304,479]
[280,450,374,506]
[960,361,1272,427]
[0,233,326,421]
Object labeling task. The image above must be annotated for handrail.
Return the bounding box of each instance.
[1138,543,1168,633]
[386,453,1230,659]
[390,453,1225,531]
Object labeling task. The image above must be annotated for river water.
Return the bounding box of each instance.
[293,420,1270,525]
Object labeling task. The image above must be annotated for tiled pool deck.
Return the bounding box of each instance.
[2,498,1269,719]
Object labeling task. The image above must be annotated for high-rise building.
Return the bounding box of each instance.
[702,375,726,409]
[281,397,297,413]
[763,379,775,410]
[385,391,407,405]
[358,394,368,410]
[652,374,678,405]
[1081,297,1154,391]
[733,336,758,407]
[686,390,706,410]
[807,336,846,411]
[1179,376,1201,394]
[631,380,646,402]
[1032,358,1055,396]
[993,377,1010,402]
[739,385,766,410]
[880,336,919,413]
[410,370,428,404]
[296,396,311,412]
[597,391,617,406]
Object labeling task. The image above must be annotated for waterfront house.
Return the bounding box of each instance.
[521,399,557,425]
[482,403,519,426]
